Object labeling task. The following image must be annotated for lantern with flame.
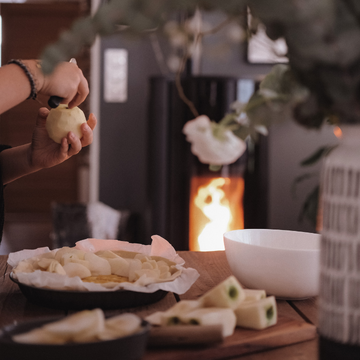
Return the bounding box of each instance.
[148,76,265,251]
[189,175,244,251]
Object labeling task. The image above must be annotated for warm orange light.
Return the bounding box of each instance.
[189,176,244,251]
[333,126,342,139]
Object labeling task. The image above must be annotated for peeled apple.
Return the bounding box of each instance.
[46,104,86,143]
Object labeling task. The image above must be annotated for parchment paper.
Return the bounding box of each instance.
[7,235,199,294]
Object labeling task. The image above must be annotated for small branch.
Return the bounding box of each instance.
[148,32,170,77]
[175,32,199,118]
[174,14,240,119]
[201,16,237,37]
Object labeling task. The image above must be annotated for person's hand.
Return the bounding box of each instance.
[23,60,89,109]
[29,107,97,170]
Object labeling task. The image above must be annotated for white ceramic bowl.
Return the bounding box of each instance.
[224,229,320,300]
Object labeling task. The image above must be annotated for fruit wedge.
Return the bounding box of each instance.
[234,296,277,330]
[200,275,245,309]
[243,289,266,302]
[160,300,202,326]
[180,308,236,337]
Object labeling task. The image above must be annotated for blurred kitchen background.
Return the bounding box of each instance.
[0,0,337,254]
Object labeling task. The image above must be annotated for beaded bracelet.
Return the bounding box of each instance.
[8,59,37,100]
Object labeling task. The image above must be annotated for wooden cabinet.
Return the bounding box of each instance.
[0,1,90,251]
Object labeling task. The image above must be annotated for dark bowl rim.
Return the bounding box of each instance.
[0,316,151,348]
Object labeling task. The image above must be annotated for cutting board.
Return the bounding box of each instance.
[143,314,316,360]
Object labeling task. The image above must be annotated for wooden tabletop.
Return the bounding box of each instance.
[0,251,319,359]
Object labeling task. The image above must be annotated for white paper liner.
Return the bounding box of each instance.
[8,235,199,294]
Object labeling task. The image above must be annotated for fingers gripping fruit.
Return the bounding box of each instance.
[46,104,86,143]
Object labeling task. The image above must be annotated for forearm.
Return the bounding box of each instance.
[0,61,42,115]
[0,144,42,185]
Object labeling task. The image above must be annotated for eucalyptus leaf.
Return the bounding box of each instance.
[292,172,317,199]
[232,126,251,140]
[250,0,335,27]
[298,185,320,227]
[38,0,360,131]
[198,0,248,14]
[300,146,334,166]
[344,0,360,14]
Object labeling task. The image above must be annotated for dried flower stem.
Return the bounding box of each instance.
[148,32,169,77]
[201,16,236,36]
[175,33,199,118]
[173,14,240,119]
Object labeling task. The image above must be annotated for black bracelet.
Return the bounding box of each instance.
[8,59,37,100]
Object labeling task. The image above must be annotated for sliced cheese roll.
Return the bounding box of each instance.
[180,308,236,337]
[243,289,266,302]
[234,295,277,330]
[200,275,245,309]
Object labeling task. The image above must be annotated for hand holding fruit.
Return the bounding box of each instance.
[46,104,86,143]
[29,107,97,170]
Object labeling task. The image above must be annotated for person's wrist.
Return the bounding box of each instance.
[22,60,44,95]
[26,143,42,173]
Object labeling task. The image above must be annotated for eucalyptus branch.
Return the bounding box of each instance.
[175,14,240,119]
[193,16,239,60]
[244,93,290,112]
[219,113,238,126]
[175,46,199,118]
[201,16,239,36]
[148,32,170,76]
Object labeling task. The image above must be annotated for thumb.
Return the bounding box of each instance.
[36,107,50,127]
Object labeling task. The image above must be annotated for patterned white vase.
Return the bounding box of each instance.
[319,124,360,358]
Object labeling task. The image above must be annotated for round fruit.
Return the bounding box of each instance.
[46,104,86,143]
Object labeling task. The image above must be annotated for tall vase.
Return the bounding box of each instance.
[319,124,360,358]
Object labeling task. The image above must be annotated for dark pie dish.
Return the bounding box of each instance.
[10,272,168,310]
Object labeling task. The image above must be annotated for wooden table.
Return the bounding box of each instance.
[0,251,318,359]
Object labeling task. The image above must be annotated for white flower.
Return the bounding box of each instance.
[166,54,182,72]
[163,21,179,35]
[254,125,268,136]
[184,8,211,35]
[183,115,246,166]
[226,23,245,43]
[168,32,188,48]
